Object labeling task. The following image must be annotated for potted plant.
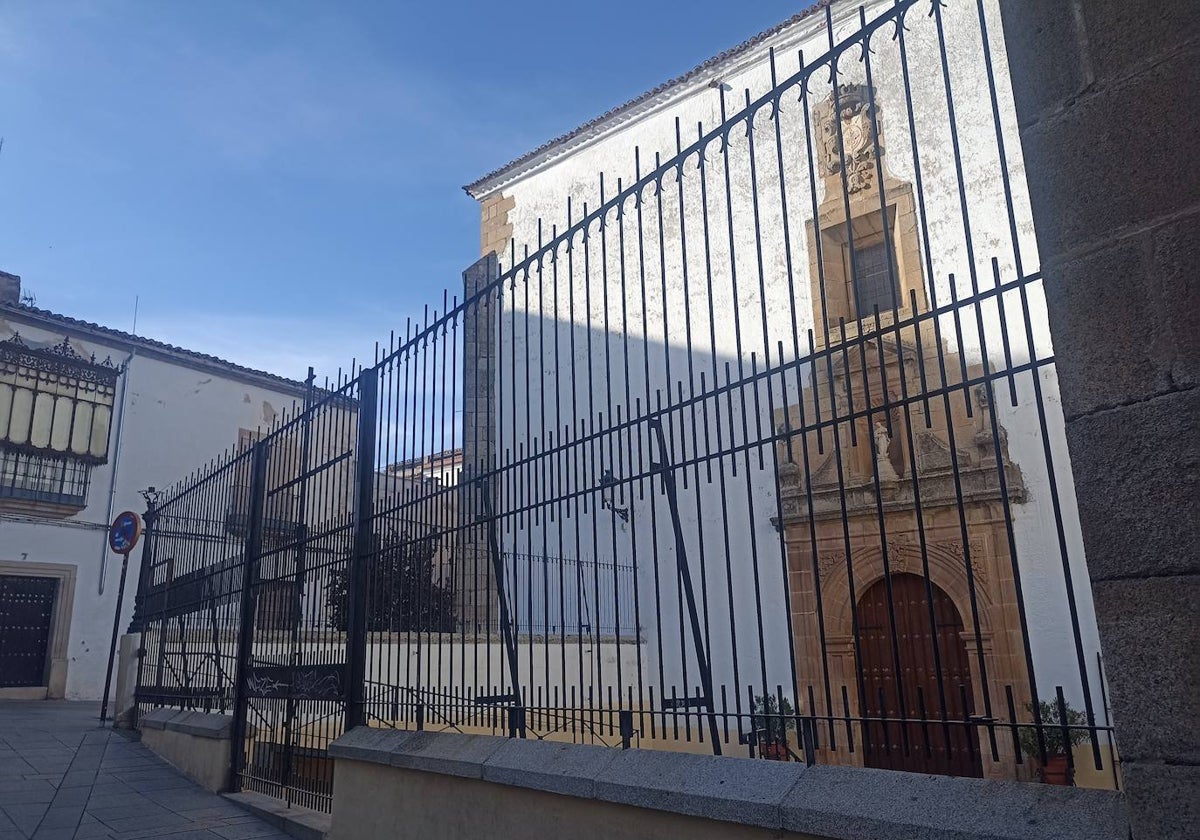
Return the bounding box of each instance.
[751,695,796,761]
[1017,700,1088,785]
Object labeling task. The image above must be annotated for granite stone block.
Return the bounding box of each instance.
[1150,210,1200,390]
[138,708,175,731]
[387,732,506,779]
[482,738,618,799]
[327,727,414,763]
[169,711,234,740]
[996,0,1089,123]
[1042,236,1167,421]
[780,765,1128,840]
[1018,47,1200,260]
[593,748,805,830]
[1081,0,1200,84]
[1121,762,1200,840]
[1066,390,1200,581]
[1091,576,1200,764]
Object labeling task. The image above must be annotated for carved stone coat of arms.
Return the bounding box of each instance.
[815,83,882,194]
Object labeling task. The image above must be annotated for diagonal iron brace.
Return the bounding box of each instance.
[649,417,722,755]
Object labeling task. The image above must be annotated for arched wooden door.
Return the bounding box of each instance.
[857,573,983,778]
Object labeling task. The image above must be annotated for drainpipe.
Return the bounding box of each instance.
[98,349,135,595]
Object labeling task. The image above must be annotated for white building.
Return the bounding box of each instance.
[461,0,1110,781]
[387,447,463,487]
[0,270,310,700]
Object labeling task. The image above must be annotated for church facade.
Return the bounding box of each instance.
[460,0,1111,783]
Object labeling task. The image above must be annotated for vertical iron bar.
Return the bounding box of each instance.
[476,475,524,736]
[229,441,270,792]
[345,369,379,730]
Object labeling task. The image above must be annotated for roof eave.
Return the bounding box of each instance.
[462,80,708,201]
[2,303,310,398]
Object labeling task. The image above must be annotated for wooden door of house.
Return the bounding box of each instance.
[0,575,58,688]
[857,573,983,778]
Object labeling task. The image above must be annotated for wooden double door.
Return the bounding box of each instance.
[0,574,58,688]
[857,573,983,778]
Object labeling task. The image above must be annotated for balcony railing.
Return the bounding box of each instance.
[0,448,92,510]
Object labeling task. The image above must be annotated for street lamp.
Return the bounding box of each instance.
[599,469,629,522]
[139,486,162,507]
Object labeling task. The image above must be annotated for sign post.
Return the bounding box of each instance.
[100,511,142,723]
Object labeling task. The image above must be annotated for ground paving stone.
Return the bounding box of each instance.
[206,823,284,840]
[0,702,290,840]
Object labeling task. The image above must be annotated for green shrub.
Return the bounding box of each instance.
[751,694,796,745]
[1016,699,1089,759]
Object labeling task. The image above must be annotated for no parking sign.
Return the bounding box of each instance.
[108,510,142,555]
[100,509,143,723]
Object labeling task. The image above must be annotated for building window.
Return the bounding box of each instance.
[850,240,900,317]
[0,449,91,509]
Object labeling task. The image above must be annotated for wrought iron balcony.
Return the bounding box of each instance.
[0,447,92,513]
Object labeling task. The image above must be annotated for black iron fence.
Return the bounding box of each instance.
[133,0,1122,813]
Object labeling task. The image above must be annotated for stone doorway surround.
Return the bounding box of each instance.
[773,322,1032,780]
[0,560,76,700]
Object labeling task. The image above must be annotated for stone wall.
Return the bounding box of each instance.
[998,2,1199,838]
[479,193,514,259]
[459,254,500,629]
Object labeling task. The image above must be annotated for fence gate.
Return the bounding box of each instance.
[230,378,364,812]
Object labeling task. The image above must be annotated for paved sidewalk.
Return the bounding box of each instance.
[0,702,290,840]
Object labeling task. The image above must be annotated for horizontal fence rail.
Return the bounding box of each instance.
[134,0,1121,813]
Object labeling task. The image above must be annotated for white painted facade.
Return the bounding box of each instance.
[0,282,309,700]
[466,0,1106,742]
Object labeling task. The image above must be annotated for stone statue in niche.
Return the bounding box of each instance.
[973,383,1009,456]
[814,83,883,194]
[874,420,899,482]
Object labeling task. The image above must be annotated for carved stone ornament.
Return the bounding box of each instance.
[815,83,882,194]
[778,459,802,486]
[818,554,842,579]
[946,540,989,585]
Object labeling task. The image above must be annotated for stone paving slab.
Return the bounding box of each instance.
[0,702,290,840]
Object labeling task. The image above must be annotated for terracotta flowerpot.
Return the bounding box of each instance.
[760,741,789,761]
[1039,754,1073,785]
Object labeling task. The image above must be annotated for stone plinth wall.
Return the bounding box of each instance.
[327,727,1127,840]
[139,708,234,793]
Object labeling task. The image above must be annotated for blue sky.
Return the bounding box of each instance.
[0,0,806,380]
